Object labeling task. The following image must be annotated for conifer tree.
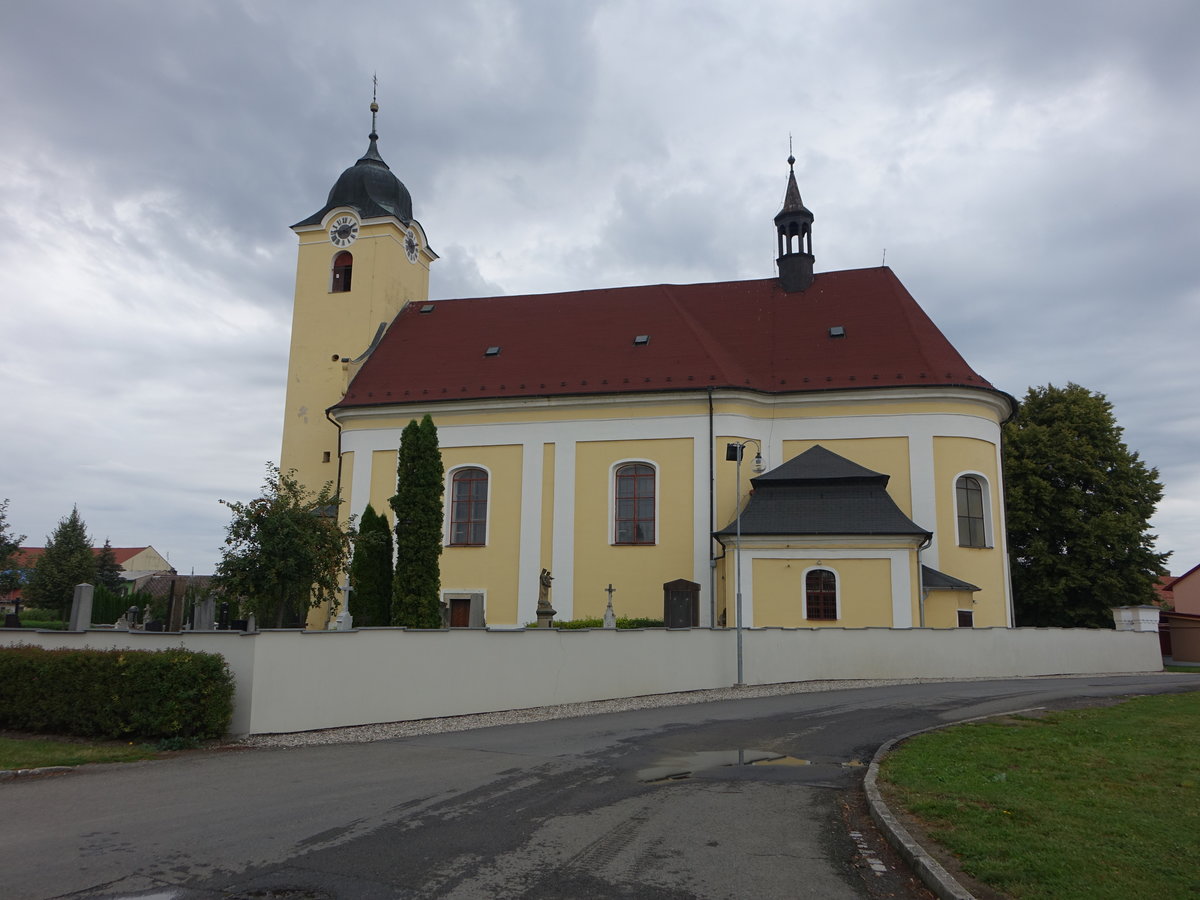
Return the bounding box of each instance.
[391,414,445,627]
[94,539,125,593]
[25,506,95,618]
[348,503,394,626]
[1004,383,1168,627]
[0,499,26,597]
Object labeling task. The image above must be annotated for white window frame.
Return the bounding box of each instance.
[801,565,841,621]
[609,459,660,546]
[444,464,492,547]
[952,471,994,549]
[330,249,354,293]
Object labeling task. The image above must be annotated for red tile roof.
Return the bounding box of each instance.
[337,267,1002,409]
[14,546,149,567]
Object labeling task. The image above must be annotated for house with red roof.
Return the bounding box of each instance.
[2,546,174,609]
[280,109,1015,631]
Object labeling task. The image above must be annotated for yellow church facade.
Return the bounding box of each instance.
[281,114,1015,632]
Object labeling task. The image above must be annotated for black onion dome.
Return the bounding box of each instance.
[293,132,413,227]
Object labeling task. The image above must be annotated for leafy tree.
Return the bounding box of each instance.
[94,539,125,593]
[390,414,444,628]
[25,506,95,619]
[0,498,26,597]
[1004,383,1168,628]
[348,503,394,626]
[214,464,354,628]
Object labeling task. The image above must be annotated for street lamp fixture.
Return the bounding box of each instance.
[725,439,763,686]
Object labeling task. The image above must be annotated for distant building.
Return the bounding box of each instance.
[280,106,1015,630]
[2,545,175,608]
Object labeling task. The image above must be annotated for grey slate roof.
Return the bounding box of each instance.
[921,566,980,592]
[715,445,931,539]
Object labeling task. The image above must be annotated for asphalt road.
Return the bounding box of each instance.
[6,674,1197,900]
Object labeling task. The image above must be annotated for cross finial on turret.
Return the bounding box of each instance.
[370,74,379,139]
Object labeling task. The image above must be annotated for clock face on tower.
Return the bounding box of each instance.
[329,215,359,248]
[404,228,419,263]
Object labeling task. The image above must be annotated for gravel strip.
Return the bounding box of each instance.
[236,677,955,748]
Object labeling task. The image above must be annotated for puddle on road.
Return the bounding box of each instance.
[639,749,811,782]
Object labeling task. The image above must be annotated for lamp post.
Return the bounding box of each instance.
[725,440,763,686]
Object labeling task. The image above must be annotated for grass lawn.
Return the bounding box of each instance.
[879,691,1200,900]
[0,736,161,769]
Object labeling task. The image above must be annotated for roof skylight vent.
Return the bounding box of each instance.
[633,334,650,345]
[484,346,501,357]
[419,304,435,313]
[828,326,846,338]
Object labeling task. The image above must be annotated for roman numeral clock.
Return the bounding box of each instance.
[329,215,359,247]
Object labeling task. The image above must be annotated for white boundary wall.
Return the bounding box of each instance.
[1,626,1162,736]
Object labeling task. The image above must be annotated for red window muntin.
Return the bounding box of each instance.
[614,463,655,544]
[805,569,837,620]
[450,467,488,546]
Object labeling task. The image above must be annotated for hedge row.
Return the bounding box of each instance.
[0,646,234,739]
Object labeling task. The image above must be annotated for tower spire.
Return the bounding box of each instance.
[774,147,815,293]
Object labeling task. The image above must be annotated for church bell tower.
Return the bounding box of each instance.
[280,98,436,497]
[775,154,815,293]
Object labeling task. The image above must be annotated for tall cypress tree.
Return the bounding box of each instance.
[391,414,445,627]
[348,504,394,627]
[25,506,95,618]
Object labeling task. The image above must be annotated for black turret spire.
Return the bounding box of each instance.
[774,151,815,293]
[292,87,414,228]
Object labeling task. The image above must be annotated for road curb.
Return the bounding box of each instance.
[0,765,75,782]
[863,706,1046,900]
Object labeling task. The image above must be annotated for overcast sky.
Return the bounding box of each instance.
[2,0,1197,576]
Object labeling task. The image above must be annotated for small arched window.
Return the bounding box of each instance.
[956,475,987,548]
[805,569,838,620]
[450,467,488,546]
[614,463,655,544]
[331,251,353,293]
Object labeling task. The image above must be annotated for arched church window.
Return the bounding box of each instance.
[450,467,488,546]
[956,475,987,548]
[805,568,838,620]
[331,251,353,293]
[614,463,655,544]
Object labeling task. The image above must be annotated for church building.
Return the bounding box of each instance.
[280,105,1015,631]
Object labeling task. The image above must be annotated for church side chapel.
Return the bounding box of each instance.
[280,102,1015,631]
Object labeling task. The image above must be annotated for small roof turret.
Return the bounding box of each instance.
[775,152,815,293]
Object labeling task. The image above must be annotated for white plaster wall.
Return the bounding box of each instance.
[2,626,1162,736]
[744,627,1162,683]
[244,627,732,734]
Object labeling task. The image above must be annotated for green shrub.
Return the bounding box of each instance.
[0,646,234,739]
[17,608,60,620]
[91,585,128,625]
[547,617,666,629]
[15,620,66,630]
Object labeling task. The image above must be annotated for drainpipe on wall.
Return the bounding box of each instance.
[324,406,350,625]
[708,388,716,628]
[916,533,932,628]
